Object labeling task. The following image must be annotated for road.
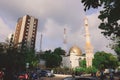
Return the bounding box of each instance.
[40,74,71,80]
[40,76,120,80]
[39,74,120,80]
[40,77,63,80]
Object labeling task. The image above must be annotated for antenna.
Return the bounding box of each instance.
[40,33,43,53]
[63,28,67,44]
[63,28,68,55]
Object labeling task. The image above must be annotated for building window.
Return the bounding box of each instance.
[27,22,30,24]
[32,27,35,30]
[26,26,29,28]
[31,41,34,45]
[26,28,29,31]
[28,19,30,21]
[34,25,36,28]
[25,36,27,38]
[25,32,28,35]
[34,21,36,24]
[32,35,35,37]
[24,39,27,42]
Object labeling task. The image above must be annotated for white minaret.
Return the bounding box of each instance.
[84,17,94,67]
[63,28,67,55]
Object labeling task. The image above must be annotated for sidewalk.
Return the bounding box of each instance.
[106,75,120,80]
[114,76,120,80]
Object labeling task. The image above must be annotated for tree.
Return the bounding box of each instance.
[53,47,65,55]
[23,49,39,69]
[93,51,119,69]
[77,51,119,74]
[0,41,38,80]
[40,52,62,68]
[79,59,86,68]
[81,0,120,59]
[114,42,120,61]
[40,47,63,68]
[0,43,4,53]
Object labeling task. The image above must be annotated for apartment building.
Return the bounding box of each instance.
[14,15,38,50]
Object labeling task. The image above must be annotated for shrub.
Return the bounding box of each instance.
[85,66,98,74]
[74,66,98,74]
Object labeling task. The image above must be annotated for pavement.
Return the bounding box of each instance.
[40,74,120,80]
[40,74,71,80]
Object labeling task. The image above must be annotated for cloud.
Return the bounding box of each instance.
[0,17,12,42]
[0,0,85,30]
[0,0,115,54]
[87,12,115,53]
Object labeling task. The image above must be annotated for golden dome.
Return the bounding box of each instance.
[69,45,82,56]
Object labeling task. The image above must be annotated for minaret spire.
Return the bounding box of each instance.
[84,17,94,67]
[84,17,90,45]
[63,28,67,44]
[63,28,67,55]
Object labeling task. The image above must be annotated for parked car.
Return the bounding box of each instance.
[63,76,98,80]
[0,70,4,80]
[17,72,29,80]
[39,70,54,77]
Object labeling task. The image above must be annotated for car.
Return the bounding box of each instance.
[63,76,98,80]
[39,70,54,77]
[0,71,4,80]
[17,72,29,80]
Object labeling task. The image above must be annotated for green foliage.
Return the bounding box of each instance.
[74,67,97,74]
[93,51,119,69]
[78,51,119,73]
[40,47,64,68]
[0,44,4,53]
[114,43,120,61]
[114,44,120,55]
[79,59,86,67]
[23,49,39,68]
[53,47,65,55]
[53,67,73,74]
[74,67,86,73]
[85,67,97,74]
[0,45,39,71]
[81,0,101,11]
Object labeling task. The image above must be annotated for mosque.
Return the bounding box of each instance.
[61,45,85,68]
[61,17,94,68]
[38,17,94,69]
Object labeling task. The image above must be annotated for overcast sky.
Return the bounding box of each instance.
[0,0,115,54]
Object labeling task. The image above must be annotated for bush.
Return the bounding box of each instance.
[74,66,98,74]
[85,66,98,74]
[75,67,86,73]
[53,67,74,74]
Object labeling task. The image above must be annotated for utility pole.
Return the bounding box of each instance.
[40,33,43,53]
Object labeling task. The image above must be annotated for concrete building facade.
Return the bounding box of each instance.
[14,15,38,50]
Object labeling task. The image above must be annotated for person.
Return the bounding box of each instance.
[96,71,100,79]
[109,72,114,80]
[100,70,105,80]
